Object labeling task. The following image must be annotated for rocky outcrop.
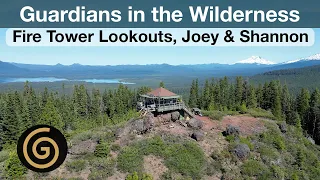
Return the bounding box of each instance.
[232,144,250,160]
[186,118,203,129]
[69,139,97,155]
[278,122,287,133]
[225,125,240,136]
[171,111,180,122]
[191,131,205,141]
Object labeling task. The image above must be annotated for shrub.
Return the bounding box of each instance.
[202,110,226,121]
[4,152,27,179]
[271,165,285,179]
[125,172,153,180]
[94,142,110,158]
[239,137,254,150]
[225,135,235,143]
[163,142,206,179]
[260,129,286,150]
[0,150,9,163]
[88,158,116,179]
[118,136,206,179]
[258,146,280,164]
[241,160,267,177]
[66,159,86,172]
[247,108,276,120]
[139,135,165,156]
[238,104,248,114]
[117,146,143,173]
[110,144,121,152]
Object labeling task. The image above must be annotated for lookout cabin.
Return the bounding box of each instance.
[138,87,184,113]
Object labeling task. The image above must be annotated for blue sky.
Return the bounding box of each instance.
[0,28,319,65]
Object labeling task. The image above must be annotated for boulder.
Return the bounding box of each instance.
[225,125,240,136]
[186,118,203,129]
[143,116,154,131]
[191,131,205,141]
[159,114,171,124]
[171,111,180,122]
[307,135,315,144]
[69,139,97,155]
[132,119,145,134]
[130,118,154,134]
[278,122,287,133]
[232,143,250,160]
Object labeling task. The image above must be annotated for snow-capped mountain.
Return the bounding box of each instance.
[236,56,276,65]
[284,54,320,64]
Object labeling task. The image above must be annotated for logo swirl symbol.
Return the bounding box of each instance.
[17,125,67,172]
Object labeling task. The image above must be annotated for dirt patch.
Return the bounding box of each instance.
[195,115,217,131]
[220,115,265,136]
[108,171,128,180]
[143,155,168,180]
[197,115,265,136]
[153,123,190,136]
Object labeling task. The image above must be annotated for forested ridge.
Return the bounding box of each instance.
[188,77,320,144]
[250,65,320,94]
[0,82,152,150]
[0,77,320,148]
[0,77,319,179]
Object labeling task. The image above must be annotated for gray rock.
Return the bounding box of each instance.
[225,125,240,136]
[171,111,180,122]
[307,136,315,144]
[69,140,97,155]
[278,122,287,133]
[132,119,145,134]
[143,116,154,131]
[232,143,250,160]
[191,131,205,141]
[186,118,203,129]
[130,118,154,134]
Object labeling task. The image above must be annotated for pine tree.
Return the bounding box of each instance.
[0,93,21,144]
[256,84,263,108]
[281,84,292,121]
[159,81,165,88]
[188,80,197,108]
[202,79,210,110]
[39,97,64,132]
[297,88,311,130]
[310,88,320,139]
[247,85,257,109]
[235,76,243,107]
[19,100,32,136]
[195,79,200,107]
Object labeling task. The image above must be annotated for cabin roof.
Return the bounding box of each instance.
[141,87,180,98]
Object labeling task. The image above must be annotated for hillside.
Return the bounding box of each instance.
[250,65,320,93]
[2,113,319,179]
[0,81,319,179]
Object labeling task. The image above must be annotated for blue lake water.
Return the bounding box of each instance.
[0,77,135,84]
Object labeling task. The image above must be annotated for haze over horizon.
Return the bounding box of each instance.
[1,28,320,65]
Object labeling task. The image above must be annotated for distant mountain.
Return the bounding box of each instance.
[2,54,320,80]
[235,56,276,65]
[0,61,29,76]
[283,54,320,64]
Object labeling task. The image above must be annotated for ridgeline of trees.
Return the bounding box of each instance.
[0,82,152,150]
[189,77,320,144]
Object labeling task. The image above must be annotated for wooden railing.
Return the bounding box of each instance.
[156,102,185,112]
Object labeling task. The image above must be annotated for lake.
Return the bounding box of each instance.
[0,77,135,84]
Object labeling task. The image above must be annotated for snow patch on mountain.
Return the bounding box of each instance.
[236,56,276,65]
[284,54,320,64]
